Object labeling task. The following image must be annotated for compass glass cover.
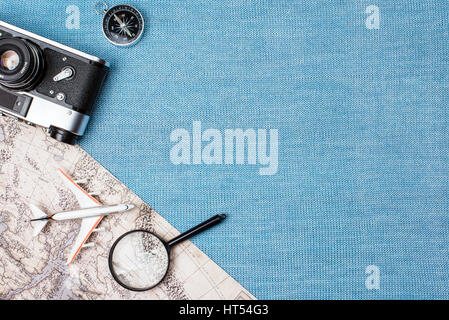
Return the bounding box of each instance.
[103,5,144,46]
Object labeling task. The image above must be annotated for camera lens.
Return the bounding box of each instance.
[0,50,20,71]
[0,38,43,90]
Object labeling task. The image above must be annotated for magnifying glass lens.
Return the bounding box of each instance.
[110,231,169,290]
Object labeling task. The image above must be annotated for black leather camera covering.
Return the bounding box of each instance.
[36,48,108,115]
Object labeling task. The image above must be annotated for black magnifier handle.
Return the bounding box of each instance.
[167,214,226,248]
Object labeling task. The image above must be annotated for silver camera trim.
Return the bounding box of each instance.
[0,92,90,136]
[0,20,109,139]
[0,20,110,67]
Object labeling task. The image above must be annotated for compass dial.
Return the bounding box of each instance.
[102,5,144,46]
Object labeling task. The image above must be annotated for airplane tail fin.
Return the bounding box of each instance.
[29,204,49,237]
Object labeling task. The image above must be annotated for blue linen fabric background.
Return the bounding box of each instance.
[0,0,447,299]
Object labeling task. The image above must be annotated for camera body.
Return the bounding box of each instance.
[0,21,109,144]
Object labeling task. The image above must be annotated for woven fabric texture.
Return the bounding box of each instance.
[0,0,447,299]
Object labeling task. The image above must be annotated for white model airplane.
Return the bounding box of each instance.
[30,168,134,264]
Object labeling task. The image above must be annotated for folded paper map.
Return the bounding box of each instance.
[0,117,255,300]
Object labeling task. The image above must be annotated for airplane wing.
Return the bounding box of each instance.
[57,168,101,209]
[57,168,103,264]
[66,215,103,264]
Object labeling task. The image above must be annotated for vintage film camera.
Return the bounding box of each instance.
[0,21,109,144]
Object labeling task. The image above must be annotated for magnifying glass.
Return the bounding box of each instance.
[108,214,226,291]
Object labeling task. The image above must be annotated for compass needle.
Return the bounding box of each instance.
[99,4,144,46]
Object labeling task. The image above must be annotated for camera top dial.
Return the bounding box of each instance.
[100,4,144,47]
